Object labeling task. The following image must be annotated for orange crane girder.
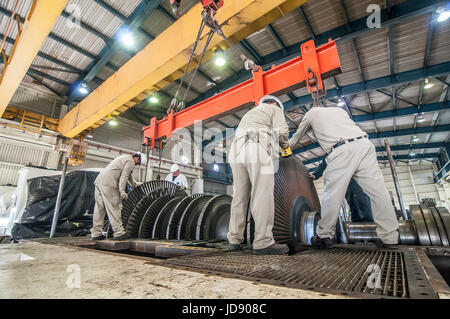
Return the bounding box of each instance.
[143,39,341,147]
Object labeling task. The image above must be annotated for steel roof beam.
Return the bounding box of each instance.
[293,124,450,154]
[189,0,443,106]
[26,72,63,97]
[240,39,261,63]
[266,24,287,56]
[306,153,439,168]
[64,0,163,107]
[27,68,71,87]
[284,63,450,110]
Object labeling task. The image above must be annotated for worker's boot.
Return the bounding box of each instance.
[374,239,398,250]
[228,243,242,251]
[311,235,333,249]
[253,243,289,255]
[112,233,131,241]
[91,235,106,241]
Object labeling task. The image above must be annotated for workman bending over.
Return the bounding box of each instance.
[91,153,146,241]
[289,105,399,249]
[227,95,291,255]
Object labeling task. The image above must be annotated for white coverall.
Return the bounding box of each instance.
[290,107,399,244]
[165,173,188,188]
[90,154,137,238]
[227,102,290,249]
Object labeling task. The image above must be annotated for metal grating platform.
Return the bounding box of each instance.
[162,247,437,299]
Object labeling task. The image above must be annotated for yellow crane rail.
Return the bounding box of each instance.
[58,0,307,138]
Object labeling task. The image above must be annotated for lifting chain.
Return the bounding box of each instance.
[168,6,258,114]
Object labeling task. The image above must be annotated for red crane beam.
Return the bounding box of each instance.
[143,39,341,148]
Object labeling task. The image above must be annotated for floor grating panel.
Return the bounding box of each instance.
[162,247,437,298]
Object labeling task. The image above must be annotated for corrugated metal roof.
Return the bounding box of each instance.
[0,0,448,167]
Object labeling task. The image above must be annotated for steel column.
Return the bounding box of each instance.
[385,140,408,220]
[50,155,68,238]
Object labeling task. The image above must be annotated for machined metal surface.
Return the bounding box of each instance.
[163,246,437,298]
[152,196,184,239]
[196,195,232,241]
[122,180,187,229]
[410,205,431,246]
[273,156,321,244]
[138,194,177,239]
[437,207,450,241]
[430,207,449,246]
[345,220,418,245]
[398,220,419,245]
[177,195,213,240]
[166,194,203,240]
[420,204,441,246]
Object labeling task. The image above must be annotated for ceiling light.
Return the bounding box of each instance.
[181,156,189,165]
[412,136,419,142]
[109,117,118,126]
[337,99,345,107]
[214,49,226,67]
[438,8,450,22]
[424,78,434,89]
[409,152,416,157]
[213,164,219,172]
[79,83,89,95]
[215,56,226,67]
[86,134,94,139]
[121,31,134,48]
[417,115,426,123]
[149,95,159,103]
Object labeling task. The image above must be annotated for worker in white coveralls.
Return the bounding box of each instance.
[289,105,399,249]
[227,95,292,255]
[91,153,147,241]
[165,164,188,189]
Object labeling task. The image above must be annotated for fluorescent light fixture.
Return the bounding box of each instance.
[79,83,89,95]
[215,56,226,66]
[337,99,345,107]
[149,95,159,103]
[424,78,434,89]
[417,115,426,123]
[412,136,419,142]
[213,164,219,172]
[438,10,450,22]
[409,152,416,156]
[86,134,94,139]
[121,31,134,47]
[109,118,118,126]
[214,49,226,67]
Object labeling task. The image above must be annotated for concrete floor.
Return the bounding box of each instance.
[0,241,351,299]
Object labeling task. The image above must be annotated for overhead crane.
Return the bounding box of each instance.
[57,0,308,138]
[143,39,342,149]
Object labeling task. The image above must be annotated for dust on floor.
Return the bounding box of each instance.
[0,241,351,299]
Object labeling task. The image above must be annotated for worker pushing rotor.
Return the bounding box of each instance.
[289,103,400,249]
[227,95,292,255]
[90,153,147,241]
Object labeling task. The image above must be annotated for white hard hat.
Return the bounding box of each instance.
[170,164,180,173]
[135,152,147,166]
[259,95,284,110]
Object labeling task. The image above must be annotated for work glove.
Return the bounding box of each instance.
[280,146,292,157]
[120,193,128,201]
